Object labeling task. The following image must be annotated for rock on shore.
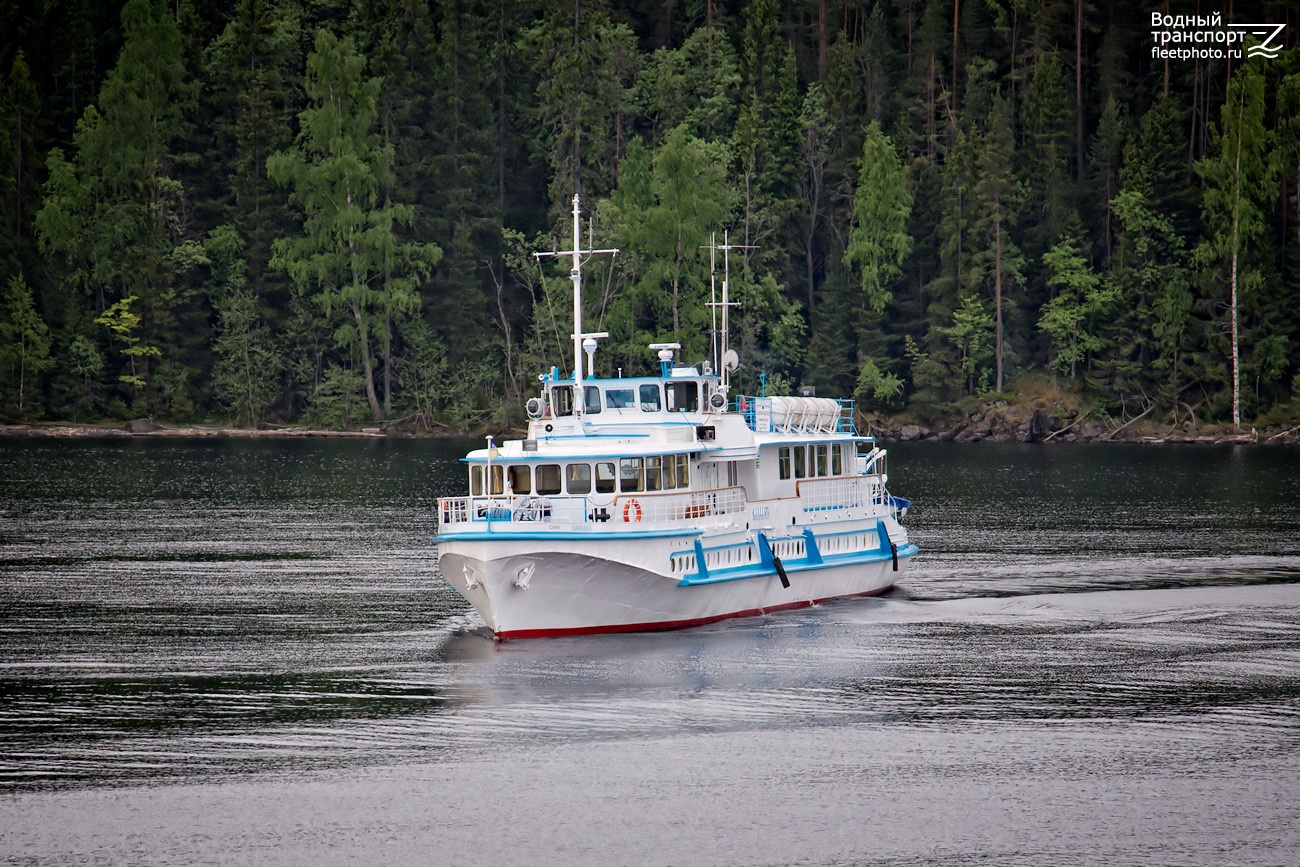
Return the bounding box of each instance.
[867,401,1292,445]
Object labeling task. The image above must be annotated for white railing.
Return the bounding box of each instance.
[438,485,748,528]
[612,486,747,524]
[795,475,889,512]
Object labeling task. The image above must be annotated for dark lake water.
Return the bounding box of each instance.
[2,437,1299,866]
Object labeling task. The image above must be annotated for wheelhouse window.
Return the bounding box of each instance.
[551,386,574,417]
[606,388,634,409]
[832,445,844,475]
[566,463,591,494]
[639,384,661,412]
[815,445,829,476]
[778,446,791,480]
[472,464,504,495]
[584,386,602,414]
[595,462,616,493]
[536,464,562,495]
[793,446,807,479]
[508,464,531,495]
[619,457,644,492]
[666,381,698,412]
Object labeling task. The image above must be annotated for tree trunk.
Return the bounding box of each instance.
[951,0,960,128]
[1075,0,1084,180]
[352,299,383,422]
[994,220,1004,393]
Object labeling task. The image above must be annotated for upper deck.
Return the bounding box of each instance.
[524,363,859,445]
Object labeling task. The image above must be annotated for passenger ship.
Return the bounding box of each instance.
[435,196,918,639]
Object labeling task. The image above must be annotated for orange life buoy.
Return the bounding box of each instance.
[623,498,643,522]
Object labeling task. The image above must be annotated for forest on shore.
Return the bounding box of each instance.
[1,0,1298,435]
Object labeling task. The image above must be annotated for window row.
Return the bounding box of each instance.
[549,381,702,416]
[471,455,692,497]
[777,444,847,480]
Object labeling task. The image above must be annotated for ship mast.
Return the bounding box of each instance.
[705,231,754,396]
[535,194,617,417]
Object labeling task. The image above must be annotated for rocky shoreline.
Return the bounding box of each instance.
[3,406,1298,445]
[866,401,1300,445]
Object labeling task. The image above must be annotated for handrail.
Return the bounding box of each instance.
[438,485,748,528]
[794,474,889,512]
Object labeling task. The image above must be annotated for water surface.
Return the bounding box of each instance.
[2,438,1298,865]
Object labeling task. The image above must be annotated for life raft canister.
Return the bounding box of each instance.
[623,499,642,522]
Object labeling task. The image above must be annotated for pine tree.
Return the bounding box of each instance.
[0,51,41,273]
[972,93,1021,393]
[268,30,442,423]
[1039,231,1115,378]
[523,2,638,212]
[0,273,53,417]
[34,0,197,412]
[206,224,278,426]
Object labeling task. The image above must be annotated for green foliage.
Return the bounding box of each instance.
[1194,60,1279,425]
[269,30,442,423]
[94,295,161,390]
[844,122,913,315]
[0,273,53,417]
[1039,233,1116,378]
[5,3,1300,430]
[940,294,996,396]
[523,5,638,210]
[394,315,450,429]
[208,225,279,426]
[305,362,365,429]
[855,357,904,410]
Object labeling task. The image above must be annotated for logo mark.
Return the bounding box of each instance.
[1229,23,1287,58]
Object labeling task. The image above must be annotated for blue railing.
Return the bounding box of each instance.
[732,395,858,435]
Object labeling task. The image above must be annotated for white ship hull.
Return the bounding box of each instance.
[437,520,917,639]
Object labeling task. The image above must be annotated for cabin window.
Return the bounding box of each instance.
[619,457,644,492]
[551,386,574,417]
[508,464,532,495]
[663,455,677,489]
[793,446,807,479]
[832,445,844,475]
[478,465,503,495]
[815,445,828,477]
[666,381,699,412]
[595,462,617,493]
[677,454,691,488]
[606,388,634,409]
[471,466,483,495]
[646,456,663,491]
[778,447,791,480]
[566,463,591,494]
[584,386,602,414]
[639,384,661,412]
[536,464,562,495]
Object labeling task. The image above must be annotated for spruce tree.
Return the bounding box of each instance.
[268,30,441,423]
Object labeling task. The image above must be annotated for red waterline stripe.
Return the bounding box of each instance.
[493,585,894,640]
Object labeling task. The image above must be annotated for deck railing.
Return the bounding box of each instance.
[795,474,889,512]
[437,485,748,529]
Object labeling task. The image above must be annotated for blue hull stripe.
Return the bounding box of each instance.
[676,543,918,587]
